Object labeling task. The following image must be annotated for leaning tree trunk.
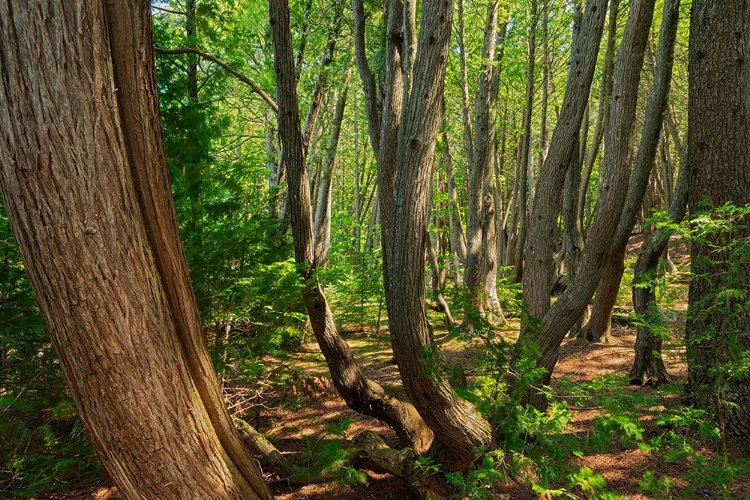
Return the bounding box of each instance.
[630,140,687,386]
[517,0,656,410]
[0,3,271,499]
[684,0,750,445]
[512,0,538,284]
[268,0,430,452]
[521,0,608,333]
[583,0,680,343]
[389,0,492,472]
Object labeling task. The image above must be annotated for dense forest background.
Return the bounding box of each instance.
[1,0,749,498]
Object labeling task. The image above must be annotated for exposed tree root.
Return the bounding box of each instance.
[234,418,452,499]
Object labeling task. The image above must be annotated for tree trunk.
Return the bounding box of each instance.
[517,0,656,410]
[464,2,505,326]
[521,0,608,332]
[512,0,538,283]
[584,0,681,343]
[389,0,492,471]
[0,3,272,498]
[314,70,351,268]
[269,0,430,451]
[578,0,620,227]
[684,0,750,445]
[630,140,687,386]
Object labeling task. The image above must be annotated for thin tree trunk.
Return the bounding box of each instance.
[630,140,687,386]
[584,0,680,343]
[579,0,620,227]
[443,123,468,266]
[314,70,351,268]
[464,2,504,325]
[269,0,430,451]
[512,0,539,283]
[0,3,272,498]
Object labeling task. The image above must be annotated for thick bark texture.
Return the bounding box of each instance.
[584,0,680,343]
[377,0,406,308]
[517,0,656,410]
[0,3,271,498]
[390,0,492,471]
[269,0,430,451]
[684,0,750,444]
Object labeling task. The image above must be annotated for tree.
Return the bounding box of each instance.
[268,0,429,451]
[387,0,494,472]
[517,0,657,409]
[0,2,271,499]
[684,0,750,444]
[583,0,681,343]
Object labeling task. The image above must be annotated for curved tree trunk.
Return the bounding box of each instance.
[0,3,271,498]
[269,0,430,452]
[584,0,680,343]
[521,0,608,331]
[684,0,750,445]
[390,0,492,471]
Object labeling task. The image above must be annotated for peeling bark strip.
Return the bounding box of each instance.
[268,0,430,452]
[0,2,271,499]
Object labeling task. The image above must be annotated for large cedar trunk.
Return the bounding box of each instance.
[0,3,271,499]
[684,0,750,444]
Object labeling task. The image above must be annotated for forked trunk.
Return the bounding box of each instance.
[269,0,430,451]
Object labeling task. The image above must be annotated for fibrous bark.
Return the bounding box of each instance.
[0,3,271,498]
[584,0,680,343]
[389,0,492,471]
[517,0,656,410]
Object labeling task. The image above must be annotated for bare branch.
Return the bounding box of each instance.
[154,46,278,113]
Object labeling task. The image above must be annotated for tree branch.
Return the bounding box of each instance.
[154,46,278,113]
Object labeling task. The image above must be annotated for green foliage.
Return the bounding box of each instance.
[638,470,673,497]
[445,449,507,500]
[0,394,102,497]
[295,418,368,488]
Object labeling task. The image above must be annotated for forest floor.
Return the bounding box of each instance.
[48,238,750,498]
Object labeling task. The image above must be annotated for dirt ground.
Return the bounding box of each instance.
[54,237,749,499]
